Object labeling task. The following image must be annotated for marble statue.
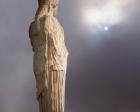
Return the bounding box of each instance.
[29,0,68,111]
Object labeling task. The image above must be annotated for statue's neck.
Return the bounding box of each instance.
[35,5,51,20]
[38,5,49,11]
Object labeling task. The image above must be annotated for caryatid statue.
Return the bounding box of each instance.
[29,0,69,112]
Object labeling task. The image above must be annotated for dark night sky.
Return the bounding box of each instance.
[0,0,140,112]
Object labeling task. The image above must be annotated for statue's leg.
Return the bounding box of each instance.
[38,70,65,112]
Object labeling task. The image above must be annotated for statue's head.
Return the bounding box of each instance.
[38,0,59,16]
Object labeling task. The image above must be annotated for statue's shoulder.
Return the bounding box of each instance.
[29,21,40,38]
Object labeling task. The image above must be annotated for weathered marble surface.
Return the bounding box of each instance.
[29,0,68,112]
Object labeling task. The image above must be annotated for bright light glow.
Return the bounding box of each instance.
[104,26,109,31]
[84,8,122,26]
[83,0,124,28]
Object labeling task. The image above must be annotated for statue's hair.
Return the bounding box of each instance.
[38,0,50,7]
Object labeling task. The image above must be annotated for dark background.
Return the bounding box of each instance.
[0,0,140,112]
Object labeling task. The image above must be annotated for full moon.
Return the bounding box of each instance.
[104,26,109,31]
